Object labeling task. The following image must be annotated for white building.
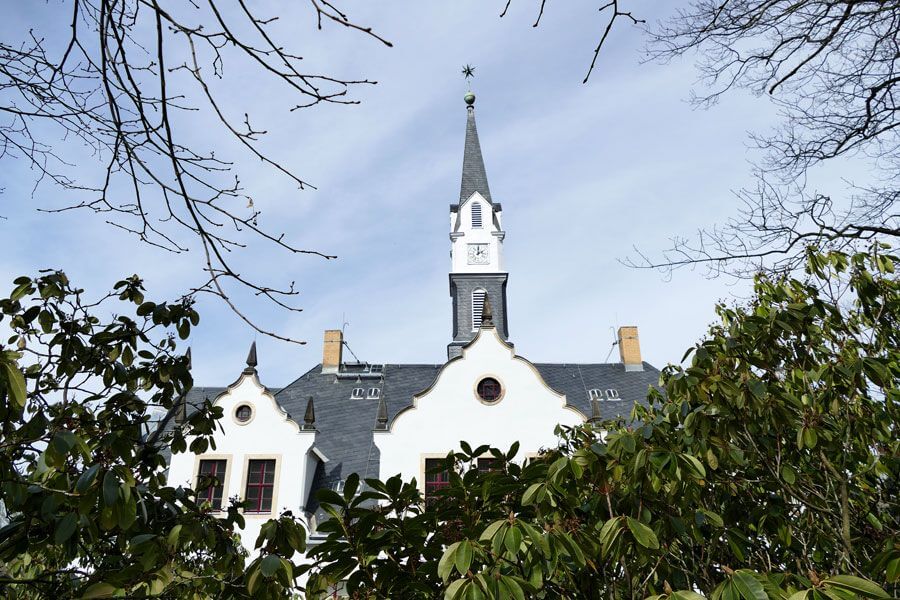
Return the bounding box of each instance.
[166,90,660,553]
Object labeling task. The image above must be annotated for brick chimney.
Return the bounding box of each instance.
[617,326,643,372]
[321,329,343,373]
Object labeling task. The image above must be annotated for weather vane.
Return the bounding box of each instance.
[461,64,475,89]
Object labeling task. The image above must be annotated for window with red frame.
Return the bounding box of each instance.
[476,377,502,402]
[245,459,276,513]
[197,459,227,510]
[424,458,450,503]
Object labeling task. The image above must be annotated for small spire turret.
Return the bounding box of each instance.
[244,341,258,374]
[589,398,602,423]
[375,396,388,430]
[303,396,316,430]
[481,295,494,328]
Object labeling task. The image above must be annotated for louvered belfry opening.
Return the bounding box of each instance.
[471,202,482,228]
[471,289,486,330]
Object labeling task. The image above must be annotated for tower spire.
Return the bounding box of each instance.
[459,90,492,203]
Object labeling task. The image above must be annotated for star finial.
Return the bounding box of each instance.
[461,64,476,80]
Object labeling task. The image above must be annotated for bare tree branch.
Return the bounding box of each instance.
[1,0,391,343]
[515,0,900,278]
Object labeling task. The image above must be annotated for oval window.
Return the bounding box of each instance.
[235,404,253,423]
[476,377,502,403]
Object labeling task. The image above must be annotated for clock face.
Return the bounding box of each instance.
[467,244,489,265]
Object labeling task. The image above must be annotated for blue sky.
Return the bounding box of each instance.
[2,2,819,385]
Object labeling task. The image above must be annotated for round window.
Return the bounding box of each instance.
[235,404,253,423]
[476,377,502,403]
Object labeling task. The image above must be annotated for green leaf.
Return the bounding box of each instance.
[2,362,27,410]
[802,427,818,449]
[166,524,181,548]
[76,464,101,493]
[102,470,118,507]
[706,448,719,470]
[445,578,466,600]
[260,553,282,577]
[781,465,796,485]
[680,453,707,479]
[731,570,766,600]
[825,575,889,598]
[700,510,724,528]
[672,592,707,600]
[247,566,261,595]
[343,473,360,501]
[438,541,461,582]
[454,540,473,575]
[505,524,523,554]
[499,575,526,600]
[54,513,78,544]
[480,519,505,541]
[626,517,659,549]
[80,582,117,598]
[316,488,346,507]
[50,430,77,458]
[38,309,54,333]
[865,512,883,532]
[522,483,543,506]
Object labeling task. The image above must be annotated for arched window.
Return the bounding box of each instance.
[471,289,487,330]
[471,202,482,228]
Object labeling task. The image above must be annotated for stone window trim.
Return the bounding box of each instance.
[192,453,233,512]
[232,401,257,426]
[418,453,453,498]
[238,454,282,518]
[473,374,505,405]
[423,457,452,504]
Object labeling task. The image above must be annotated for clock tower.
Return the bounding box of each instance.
[448,91,509,358]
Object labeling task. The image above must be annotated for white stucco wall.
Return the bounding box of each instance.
[166,373,317,552]
[451,192,506,274]
[374,328,584,488]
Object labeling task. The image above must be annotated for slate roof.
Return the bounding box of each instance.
[533,362,660,420]
[185,386,229,407]
[459,104,492,204]
[274,364,443,518]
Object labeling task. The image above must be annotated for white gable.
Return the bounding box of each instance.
[375,328,584,488]
[166,372,316,554]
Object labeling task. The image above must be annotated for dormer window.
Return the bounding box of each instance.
[471,202,482,228]
[589,389,603,401]
[350,388,364,399]
[605,389,620,400]
[367,387,380,399]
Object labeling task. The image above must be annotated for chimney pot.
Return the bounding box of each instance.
[322,330,343,373]
[617,326,643,372]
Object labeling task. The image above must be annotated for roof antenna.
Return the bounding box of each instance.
[603,326,619,363]
[338,313,362,363]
